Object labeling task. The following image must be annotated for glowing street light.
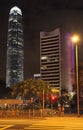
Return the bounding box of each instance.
[71,34,80,117]
[71,35,80,43]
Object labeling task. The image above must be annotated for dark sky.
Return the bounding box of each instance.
[0,0,83,81]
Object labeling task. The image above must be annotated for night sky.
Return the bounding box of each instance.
[0,0,83,81]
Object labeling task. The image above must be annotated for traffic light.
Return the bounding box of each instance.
[51,95,57,103]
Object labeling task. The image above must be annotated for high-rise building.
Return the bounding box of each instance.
[40,28,75,92]
[6,6,24,88]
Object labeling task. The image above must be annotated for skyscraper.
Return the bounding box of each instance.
[40,28,75,92]
[6,6,24,88]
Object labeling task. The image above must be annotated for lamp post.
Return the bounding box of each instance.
[42,89,44,110]
[71,35,80,117]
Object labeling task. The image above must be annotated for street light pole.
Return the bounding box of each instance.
[71,34,80,117]
[75,44,80,117]
[43,89,44,110]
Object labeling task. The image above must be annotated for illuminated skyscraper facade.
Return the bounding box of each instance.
[6,6,24,87]
[40,28,75,92]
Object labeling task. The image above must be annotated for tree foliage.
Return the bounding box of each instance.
[11,79,51,100]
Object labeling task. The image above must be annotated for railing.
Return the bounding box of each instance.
[0,108,83,118]
[0,109,60,118]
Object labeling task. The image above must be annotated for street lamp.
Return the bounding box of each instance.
[42,89,44,110]
[71,34,80,117]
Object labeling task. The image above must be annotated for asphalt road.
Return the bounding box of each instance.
[0,117,83,130]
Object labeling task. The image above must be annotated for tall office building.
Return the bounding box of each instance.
[40,28,75,92]
[6,6,24,88]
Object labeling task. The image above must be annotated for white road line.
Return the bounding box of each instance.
[24,125,83,130]
[24,125,64,130]
[0,125,13,130]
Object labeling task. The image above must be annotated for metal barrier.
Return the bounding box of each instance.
[0,109,60,118]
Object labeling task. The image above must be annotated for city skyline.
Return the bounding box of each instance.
[0,0,83,81]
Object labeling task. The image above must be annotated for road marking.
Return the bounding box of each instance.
[0,125,13,130]
[24,125,64,130]
[24,125,83,130]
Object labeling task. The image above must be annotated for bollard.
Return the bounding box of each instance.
[58,105,61,116]
[40,109,43,117]
[61,106,65,116]
[29,109,30,118]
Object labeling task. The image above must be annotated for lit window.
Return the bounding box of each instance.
[41,56,47,60]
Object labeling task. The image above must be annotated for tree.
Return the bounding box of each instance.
[11,79,51,100]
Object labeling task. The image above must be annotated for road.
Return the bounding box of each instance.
[0,117,83,130]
